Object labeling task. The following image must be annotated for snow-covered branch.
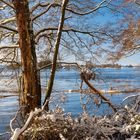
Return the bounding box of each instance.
[10,108,42,140]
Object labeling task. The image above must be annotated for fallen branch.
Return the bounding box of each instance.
[10,108,42,140]
[80,70,117,112]
[10,99,50,140]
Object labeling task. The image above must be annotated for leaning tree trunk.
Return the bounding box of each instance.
[43,0,69,110]
[12,0,41,112]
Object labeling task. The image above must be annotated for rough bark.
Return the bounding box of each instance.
[12,0,41,112]
[43,0,69,109]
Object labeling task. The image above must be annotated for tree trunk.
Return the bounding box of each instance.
[43,0,69,110]
[12,0,41,112]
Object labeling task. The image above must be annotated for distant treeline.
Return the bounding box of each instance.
[6,61,139,70]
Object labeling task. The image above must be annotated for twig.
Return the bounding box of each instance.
[10,109,20,133]
[122,94,139,103]
[0,0,15,9]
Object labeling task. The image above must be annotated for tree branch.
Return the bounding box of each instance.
[35,27,95,39]
[31,2,50,13]
[0,25,18,33]
[32,3,53,21]
[0,0,15,9]
[0,45,19,50]
[0,17,16,25]
[80,70,117,112]
[32,0,111,21]
[35,27,112,46]
[66,0,111,16]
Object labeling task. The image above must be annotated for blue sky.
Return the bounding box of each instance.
[118,52,140,65]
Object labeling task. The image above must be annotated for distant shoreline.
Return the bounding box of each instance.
[1,63,140,70]
[61,64,140,69]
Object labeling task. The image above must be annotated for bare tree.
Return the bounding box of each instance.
[0,0,114,110]
[0,0,125,112]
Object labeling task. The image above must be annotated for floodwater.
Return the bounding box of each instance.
[0,67,140,138]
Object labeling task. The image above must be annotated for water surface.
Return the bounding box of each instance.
[0,67,140,136]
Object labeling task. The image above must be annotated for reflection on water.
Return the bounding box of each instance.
[0,67,140,135]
